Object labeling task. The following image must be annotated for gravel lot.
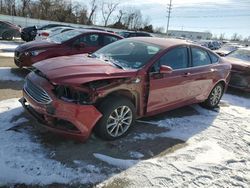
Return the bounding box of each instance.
[0,40,249,187]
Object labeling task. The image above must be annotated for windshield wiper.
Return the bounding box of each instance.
[104,59,124,70]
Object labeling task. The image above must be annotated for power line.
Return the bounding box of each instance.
[166,0,173,35]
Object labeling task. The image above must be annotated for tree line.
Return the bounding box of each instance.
[0,0,154,32]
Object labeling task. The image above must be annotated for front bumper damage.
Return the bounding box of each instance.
[20,76,102,141]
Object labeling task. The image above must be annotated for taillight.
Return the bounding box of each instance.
[41,32,49,37]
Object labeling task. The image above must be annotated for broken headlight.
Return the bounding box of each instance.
[53,85,90,104]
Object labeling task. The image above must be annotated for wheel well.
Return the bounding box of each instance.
[96,90,137,109]
[217,81,226,91]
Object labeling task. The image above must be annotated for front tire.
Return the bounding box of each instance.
[202,83,224,109]
[95,97,136,140]
[2,32,13,40]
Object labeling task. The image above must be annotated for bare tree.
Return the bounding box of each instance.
[122,8,143,30]
[19,0,31,16]
[116,9,125,24]
[101,0,119,27]
[231,33,242,41]
[87,0,97,25]
[154,26,165,33]
[219,33,225,40]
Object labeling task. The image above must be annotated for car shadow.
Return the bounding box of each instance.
[0,101,221,187]
[10,67,30,78]
[223,88,250,109]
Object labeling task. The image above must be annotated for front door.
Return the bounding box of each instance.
[147,46,194,114]
[70,34,101,55]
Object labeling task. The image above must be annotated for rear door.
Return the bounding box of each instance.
[188,46,215,100]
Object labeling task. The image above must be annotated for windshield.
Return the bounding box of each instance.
[227,49,250,62]
[49,30,82,43]
[92,39,163,70]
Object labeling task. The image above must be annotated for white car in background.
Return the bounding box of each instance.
[214,44,245,56]
[35,26,74,40]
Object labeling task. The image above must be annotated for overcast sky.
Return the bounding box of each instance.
[81,0,250,38]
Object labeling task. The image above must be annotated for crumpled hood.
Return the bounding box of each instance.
[33,54,138,85]
[16,40,59,52]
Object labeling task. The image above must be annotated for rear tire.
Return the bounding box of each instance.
[95,97,136,140]
[202,83,224,109]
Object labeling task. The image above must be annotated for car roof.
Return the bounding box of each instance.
[71,28,123,37]
[128,37,191,48]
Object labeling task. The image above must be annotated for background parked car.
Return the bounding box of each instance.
[21,24,70,42]
[35,26,75,41]
[0,21,21,40]
[197,40,221,50]
[20,38,231,141]
[224,47,250,91]
[215,44,244,56]
[15,29,123,68]
[118,31,153,38]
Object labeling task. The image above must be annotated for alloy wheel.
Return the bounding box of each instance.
[106,106,133,137]
[210,85,222,106]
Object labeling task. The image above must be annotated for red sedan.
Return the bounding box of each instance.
[20,38,231,141]
[14,29,123,68]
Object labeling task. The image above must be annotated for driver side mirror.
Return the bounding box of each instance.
[159,65,173,74]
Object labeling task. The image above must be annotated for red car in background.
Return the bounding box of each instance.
[224,47,250,92]
[14,29,123,68]
[0,21,21,40]
[20,38,231,141]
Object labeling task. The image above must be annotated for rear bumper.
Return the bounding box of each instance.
[20,87,102,141]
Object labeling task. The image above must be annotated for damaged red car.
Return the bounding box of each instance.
[14,29,122,68]
[20,38,231,141]
[224,48,250,92]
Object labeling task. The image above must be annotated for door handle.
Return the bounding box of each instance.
[183,72,191,77]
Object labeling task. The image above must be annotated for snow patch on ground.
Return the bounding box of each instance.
[0,67,23,81]
[0,92,250,187]
[0,98,105,186]
[0,42,18,57]
[93,153,138,169]
[129,151,144,159]
[98,94,250,187]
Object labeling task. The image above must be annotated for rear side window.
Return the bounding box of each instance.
[191,47,211,66]
[209,52,219,63]
[158,47,189,70]
[102,35,119,45]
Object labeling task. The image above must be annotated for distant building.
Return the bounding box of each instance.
[167,30,212,40]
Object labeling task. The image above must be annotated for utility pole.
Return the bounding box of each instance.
[166,0,172,36]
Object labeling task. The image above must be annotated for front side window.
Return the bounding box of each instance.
[191,47,211,66]
[74,34,100,47]
[155,47,189,71]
